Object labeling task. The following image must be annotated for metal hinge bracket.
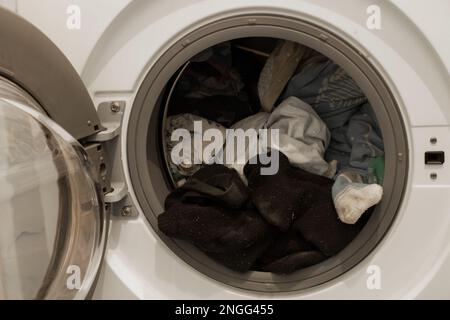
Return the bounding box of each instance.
[85,101,137,218]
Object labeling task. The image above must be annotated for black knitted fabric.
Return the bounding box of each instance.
[159,152,371,273]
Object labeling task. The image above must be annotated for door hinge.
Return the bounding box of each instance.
[88,101,123,141]
[84,100,137,218]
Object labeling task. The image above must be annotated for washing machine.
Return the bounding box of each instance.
[0,0,449,300]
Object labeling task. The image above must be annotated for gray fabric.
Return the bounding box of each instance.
[226,97,334,181]
[165,114,226,185]
[258,40,305,112]
[222,113,270,183]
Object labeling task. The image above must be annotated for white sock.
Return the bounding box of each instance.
[334,183,383,224]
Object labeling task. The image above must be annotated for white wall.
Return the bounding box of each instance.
[0,0,16,12]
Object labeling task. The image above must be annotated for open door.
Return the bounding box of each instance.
[0,8,109,299]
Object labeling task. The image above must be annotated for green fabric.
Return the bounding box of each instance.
[368,156,385,186]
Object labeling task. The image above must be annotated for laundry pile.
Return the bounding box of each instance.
[159,151,369,273]
[281,48,385,224]
[159,39,385,273]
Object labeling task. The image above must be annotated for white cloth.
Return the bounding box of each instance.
[267,96,333,177]
[225,113,271,183]
[226,97,336,181]
[332,170,383,224]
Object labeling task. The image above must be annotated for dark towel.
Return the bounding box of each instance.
[293,200,362,257]
[260,251,326,274]
[169,95,253,128]
[206,236,274,272]
[158,165,275,271]
[177,164,249,209]
[160,154,371,273]
[159,201,273,253]
[244,151,333,231]
[244,151,368,256]
[294,201,371,257]
[244,151,302,231]
[255,229,326,274]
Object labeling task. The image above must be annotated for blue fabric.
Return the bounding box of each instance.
[282,59,384,174]
[283,60,366,130]
[326,103,384,173]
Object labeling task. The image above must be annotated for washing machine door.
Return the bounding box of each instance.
[0,8,108,299]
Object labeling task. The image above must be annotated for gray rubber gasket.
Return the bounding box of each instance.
[127,14,408,292]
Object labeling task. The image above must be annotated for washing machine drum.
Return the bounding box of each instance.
[0,8,107,299]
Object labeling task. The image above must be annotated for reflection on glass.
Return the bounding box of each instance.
[0,78,106,300]
[0,100,59,299]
